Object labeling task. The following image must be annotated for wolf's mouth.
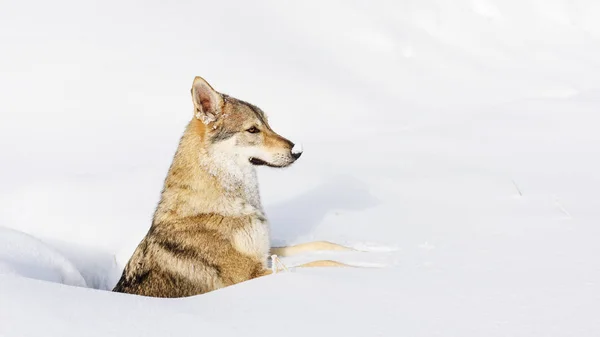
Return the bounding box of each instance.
[249,157,283,168]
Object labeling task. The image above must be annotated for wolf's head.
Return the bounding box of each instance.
[191,76,302,169]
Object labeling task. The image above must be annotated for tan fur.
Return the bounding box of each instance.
[113,76,354,298]
[271,241,357,257]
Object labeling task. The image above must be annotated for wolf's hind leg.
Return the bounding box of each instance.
[270,241,355,257]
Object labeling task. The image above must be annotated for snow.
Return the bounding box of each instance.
[1,0,600,336]
[0,227,87,287]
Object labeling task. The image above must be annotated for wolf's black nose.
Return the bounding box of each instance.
[290,142,303,160]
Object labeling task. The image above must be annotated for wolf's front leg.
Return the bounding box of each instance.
[293,260,353,268]
[254,258,353,279]
[270,241,355,257]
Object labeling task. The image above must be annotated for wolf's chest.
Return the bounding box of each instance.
[231,217,270,261]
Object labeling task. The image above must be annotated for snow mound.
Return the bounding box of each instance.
[0,227,87,287]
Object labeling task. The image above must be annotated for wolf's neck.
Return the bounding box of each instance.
[199,146,262,208]
[153,121,263,223]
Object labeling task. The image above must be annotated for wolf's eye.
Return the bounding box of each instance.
[246,126,260,134]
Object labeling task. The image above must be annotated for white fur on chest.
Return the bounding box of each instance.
[231,217,270,263]
[201,140,263,211]
[202,138,270,261]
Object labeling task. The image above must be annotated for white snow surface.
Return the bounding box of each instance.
[0,226,87,287]
[1,0,600,336]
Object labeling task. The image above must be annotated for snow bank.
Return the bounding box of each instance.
[0,227,86,287]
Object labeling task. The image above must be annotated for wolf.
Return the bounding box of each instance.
[113,76,353,298]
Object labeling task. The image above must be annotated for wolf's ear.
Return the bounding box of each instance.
[191,76,223,124]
